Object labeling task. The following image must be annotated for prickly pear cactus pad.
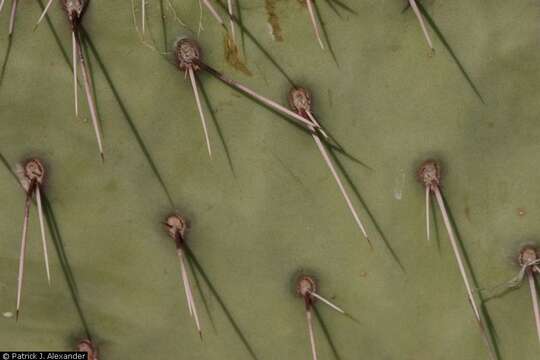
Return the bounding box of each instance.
[1,0,540,359]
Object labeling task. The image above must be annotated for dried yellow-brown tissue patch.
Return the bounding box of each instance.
[224,33,252,76]
[265,0,284,42]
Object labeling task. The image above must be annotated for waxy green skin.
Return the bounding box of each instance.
[0,1,540,359]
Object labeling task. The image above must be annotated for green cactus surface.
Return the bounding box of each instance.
[1,0,540,359]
